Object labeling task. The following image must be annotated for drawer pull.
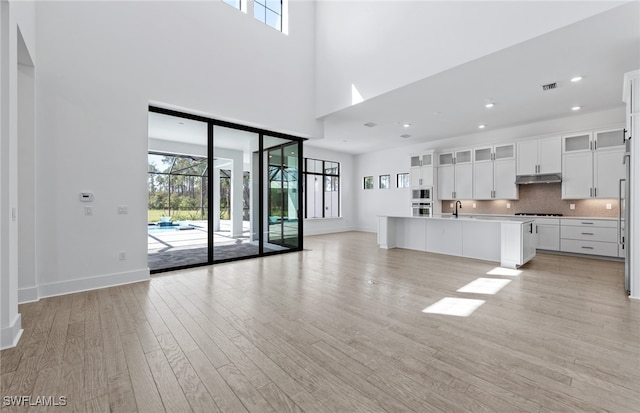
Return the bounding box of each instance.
[581,232,594,235]
[581,222,594,225]
[581,246,594,250]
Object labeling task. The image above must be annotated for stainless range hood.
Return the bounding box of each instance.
[515,174,562,184]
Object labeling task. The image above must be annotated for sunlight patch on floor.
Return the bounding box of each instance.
[422,297,485,317]
[486,267,522,277]
[457,278,512,295]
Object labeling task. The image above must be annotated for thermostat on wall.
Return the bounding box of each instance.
[80,192,94,202]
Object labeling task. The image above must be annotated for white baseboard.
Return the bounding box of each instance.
[35,268,150,301]
[1,313,23,350]
[18,286,39,304]
[303,226,357,236]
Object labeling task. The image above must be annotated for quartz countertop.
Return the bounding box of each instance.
[378,214,535,223]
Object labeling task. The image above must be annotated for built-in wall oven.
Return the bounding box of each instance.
[411,186,433,217]
[412,202,432,217]
[412,188,432,202]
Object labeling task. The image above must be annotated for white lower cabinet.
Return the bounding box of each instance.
[560,218,619,257]
[535,218,560,251]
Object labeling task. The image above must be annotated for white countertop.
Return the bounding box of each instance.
[378,214,535,223]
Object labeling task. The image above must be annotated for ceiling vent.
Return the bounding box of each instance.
[400,134,412,139]
[364,122,377,127]
[542,82,558,91]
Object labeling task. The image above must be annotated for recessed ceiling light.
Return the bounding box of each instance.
[571,106,581,111]
[571,76,583,82]
[485,103,494,108]
[478,124,486,129]
[402,123,411,128]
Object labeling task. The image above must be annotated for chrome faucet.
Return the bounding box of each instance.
[453,200,462,217]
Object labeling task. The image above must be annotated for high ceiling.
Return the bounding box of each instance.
[309,2,640,154]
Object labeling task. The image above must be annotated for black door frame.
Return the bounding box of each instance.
[148,106,304,273]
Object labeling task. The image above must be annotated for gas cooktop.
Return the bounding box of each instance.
[514,213,563,216]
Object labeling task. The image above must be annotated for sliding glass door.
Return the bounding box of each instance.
[266,139,300,249]
[148,107,303,272]
[212,126,260,261]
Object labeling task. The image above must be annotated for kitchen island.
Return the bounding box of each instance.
[377,214,537,268]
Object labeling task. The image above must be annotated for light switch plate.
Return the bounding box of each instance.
[606,203,612,210]
[570,204,576,210]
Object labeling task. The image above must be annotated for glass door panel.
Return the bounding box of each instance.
[264,137,301,251]
[147,112,209,272]
[212,126,259,262]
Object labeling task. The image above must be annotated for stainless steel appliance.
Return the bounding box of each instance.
[412,187,432,202]
[619,139,631,295]
[412,202,432,217]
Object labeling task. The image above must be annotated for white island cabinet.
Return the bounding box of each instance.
[378,215,536,269]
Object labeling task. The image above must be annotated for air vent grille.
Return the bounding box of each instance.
[364,122,377,128]
[542,82,558,91]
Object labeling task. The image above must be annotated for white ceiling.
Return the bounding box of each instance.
[149,2,639,157]
[148,112,258,152]
[308,1,640,154]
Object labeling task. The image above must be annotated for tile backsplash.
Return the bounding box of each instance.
[440,183,620,217]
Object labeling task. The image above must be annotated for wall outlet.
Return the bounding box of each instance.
[506,203,511,209]
[84,206,93,215]
[570,204,576,210]
[119,251,127,261]
[117,205,128,214]
[450,203,454,208]
[606,203,612,210]
[472,203,477,208]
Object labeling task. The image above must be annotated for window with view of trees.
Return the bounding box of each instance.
[397,173,409,188]
[148,153,209,222]
[304,158,339,219]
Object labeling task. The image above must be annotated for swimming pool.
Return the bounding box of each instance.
[148,223,197,233]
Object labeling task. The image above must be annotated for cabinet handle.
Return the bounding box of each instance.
[581,246,594,250]
[590,188,593,197]
[594,187,597,197]
[581,222,594,225]
[581,232,594,235]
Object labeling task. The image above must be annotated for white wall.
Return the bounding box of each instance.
[1,0,36,349]
[353,108,625,232]
[303,145,355,235]
[315,1,624,117]
[30,1,317,301]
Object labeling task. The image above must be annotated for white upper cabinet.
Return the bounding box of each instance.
[562,152,593,199]
[455,152,473,200]
[562,128,625,199]
[473,144,517,200]
[410,151,434,188]
[594,149,626,198]
[437,150,472,200]
[517,136,561,175]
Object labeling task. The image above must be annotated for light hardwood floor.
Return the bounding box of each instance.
[1,231,639,412]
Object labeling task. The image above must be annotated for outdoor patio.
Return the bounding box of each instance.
[147,220,285,271]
